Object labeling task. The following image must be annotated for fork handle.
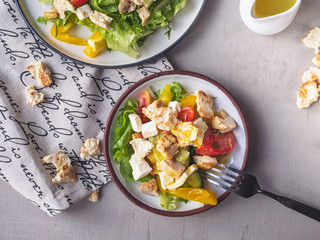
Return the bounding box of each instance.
[259,190,320,222]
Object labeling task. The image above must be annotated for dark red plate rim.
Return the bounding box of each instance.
[103,70,250,217]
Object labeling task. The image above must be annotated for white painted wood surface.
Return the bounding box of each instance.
[1,0,320,239]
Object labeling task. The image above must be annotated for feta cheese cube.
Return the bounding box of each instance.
[130,138,153,159]
[129,155,152,180]
[158,172,174,190]
[129,114,142,132]
[75,4,93,20]
[193,117,208,132]
[168,101,181,117]
[141,121,158,139]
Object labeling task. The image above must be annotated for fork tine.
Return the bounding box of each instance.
[200,172,233,192]
[206,170,235,185]
[217,163,243,175]
[210,167,238,179]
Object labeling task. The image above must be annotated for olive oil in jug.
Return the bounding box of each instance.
[254,0,296,18]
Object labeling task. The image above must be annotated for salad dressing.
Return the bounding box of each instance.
[253,0,296,18]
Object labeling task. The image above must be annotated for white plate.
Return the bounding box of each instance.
[16,0,206,68]
[104,71,250,216]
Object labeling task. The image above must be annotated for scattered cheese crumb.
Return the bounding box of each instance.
[42,152,77,184]
[88,189,100,202]
[26,61,52,87]
[25,85,44,107]
[80,138,100,159]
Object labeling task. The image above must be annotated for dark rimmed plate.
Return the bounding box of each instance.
[103,70,250,217]
[16,0,206,69]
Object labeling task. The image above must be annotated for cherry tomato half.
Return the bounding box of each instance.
[137,91,153,123]
[70,0,88,6]
[196,128,235,156]
[178,107,195,122]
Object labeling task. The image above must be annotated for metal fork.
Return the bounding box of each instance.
[200,163,320,222]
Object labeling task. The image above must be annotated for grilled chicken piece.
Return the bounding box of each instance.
[44,7,59,19]
[139,178,159,196]
[196,90,214,118]
[160,159,186,179]
[142,100,178,131]
[193,155,218,170]
[119,0,136,14]
[137,6,150,26]
[156,134,179,159]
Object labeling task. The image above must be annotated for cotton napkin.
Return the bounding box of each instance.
[0,1,172,216]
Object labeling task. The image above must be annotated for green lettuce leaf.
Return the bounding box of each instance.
[37,11,74,26]
[170,82,186,101]
[112,99,138,181]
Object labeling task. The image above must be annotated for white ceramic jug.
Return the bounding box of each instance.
[239,0,302,35]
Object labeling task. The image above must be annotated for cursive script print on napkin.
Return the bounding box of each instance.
[0,1,172,216]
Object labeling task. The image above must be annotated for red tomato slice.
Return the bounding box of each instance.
[137,91,153,123]
[196,129,235,156]
[178,107,195,122]
[131,133,143,140]
[70,0,88,6]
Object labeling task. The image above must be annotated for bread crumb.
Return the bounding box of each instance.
[26,61,52,87]
[88,189,100,202]
[80,138,100,158]
[297,81,319,109]
[25,85,44,107]
[302,27,320,54]
[42,152,77,184]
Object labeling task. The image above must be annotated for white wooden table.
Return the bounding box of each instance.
[1,1,320,239]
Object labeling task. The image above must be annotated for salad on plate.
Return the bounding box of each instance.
[112,82,237,210]
[37,0,187,58]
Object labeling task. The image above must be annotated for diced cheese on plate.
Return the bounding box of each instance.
[141,121,158,139]
[129,113,142,132]
[129,155,152,180]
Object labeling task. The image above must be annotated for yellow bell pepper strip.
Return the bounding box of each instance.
[83,31,107,58]
[180,95,197,108]
[147,148,163,175]
[57,15,76,33]
[168,188,217,205]
[50,22,87,46]
[159,84,173,107]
